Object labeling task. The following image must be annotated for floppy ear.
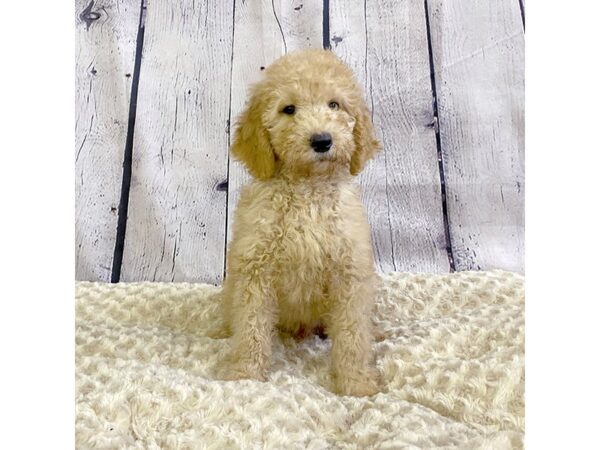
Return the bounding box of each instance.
[350,99,381,175]
[231,88,276,180]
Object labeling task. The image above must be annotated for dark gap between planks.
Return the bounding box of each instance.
[518,0,525,30]
[223,0,238,280]
[423,0,456,271]
[322,0,330,49]
[111,0,147,283]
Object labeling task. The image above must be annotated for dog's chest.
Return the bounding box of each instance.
[276,187,341,262]
[265,180,371,312]
[272,182,365,298]
[271,192,338,308]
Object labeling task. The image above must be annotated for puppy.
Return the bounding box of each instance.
[219,49,381,397]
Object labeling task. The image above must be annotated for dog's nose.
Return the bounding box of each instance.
[310,133,332,153]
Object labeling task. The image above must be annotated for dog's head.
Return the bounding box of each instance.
[231,49,380,179]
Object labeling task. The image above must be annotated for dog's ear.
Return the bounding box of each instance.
[231,87,276,180]
[350,98,381,175]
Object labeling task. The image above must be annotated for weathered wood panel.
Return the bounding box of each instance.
[226,0,323,255]
[121,0,234,283]
[75,0,140,281]
[330,0,451,272]
[427,0,525,271]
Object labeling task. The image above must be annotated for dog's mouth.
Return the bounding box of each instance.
[315,153,333,161]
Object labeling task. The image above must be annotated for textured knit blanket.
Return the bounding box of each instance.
[75,270,524,449]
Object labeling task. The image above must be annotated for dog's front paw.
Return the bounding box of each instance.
[333,368,380,397]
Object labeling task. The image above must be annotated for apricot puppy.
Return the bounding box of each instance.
[220,49,381,397]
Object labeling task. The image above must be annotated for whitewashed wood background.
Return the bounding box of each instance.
[75,0,525,284]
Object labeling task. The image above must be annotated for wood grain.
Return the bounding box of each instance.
[427,0,525,271]
[330,0,451,272]
[121,0,234,283]
[226,0,323,257]
[75,0,140,281]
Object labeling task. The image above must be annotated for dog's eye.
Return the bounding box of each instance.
[282,105,296,115]
[328,101,340,110]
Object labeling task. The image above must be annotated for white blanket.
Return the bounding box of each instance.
[76,270,524,449]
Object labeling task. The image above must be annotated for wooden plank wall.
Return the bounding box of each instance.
[120,0,233,283]
[75,0,525,282]
[75,0,141,281]
[427,0,525,272]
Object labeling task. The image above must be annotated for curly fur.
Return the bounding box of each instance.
[218,49,381,397]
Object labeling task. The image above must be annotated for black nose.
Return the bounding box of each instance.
[310,132,332,153]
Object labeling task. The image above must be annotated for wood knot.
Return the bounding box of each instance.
[83,11,100,21]
[331,36,343,46]
[79,1,101,30]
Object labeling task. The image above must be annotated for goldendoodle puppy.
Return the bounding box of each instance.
[219,49,381,397]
